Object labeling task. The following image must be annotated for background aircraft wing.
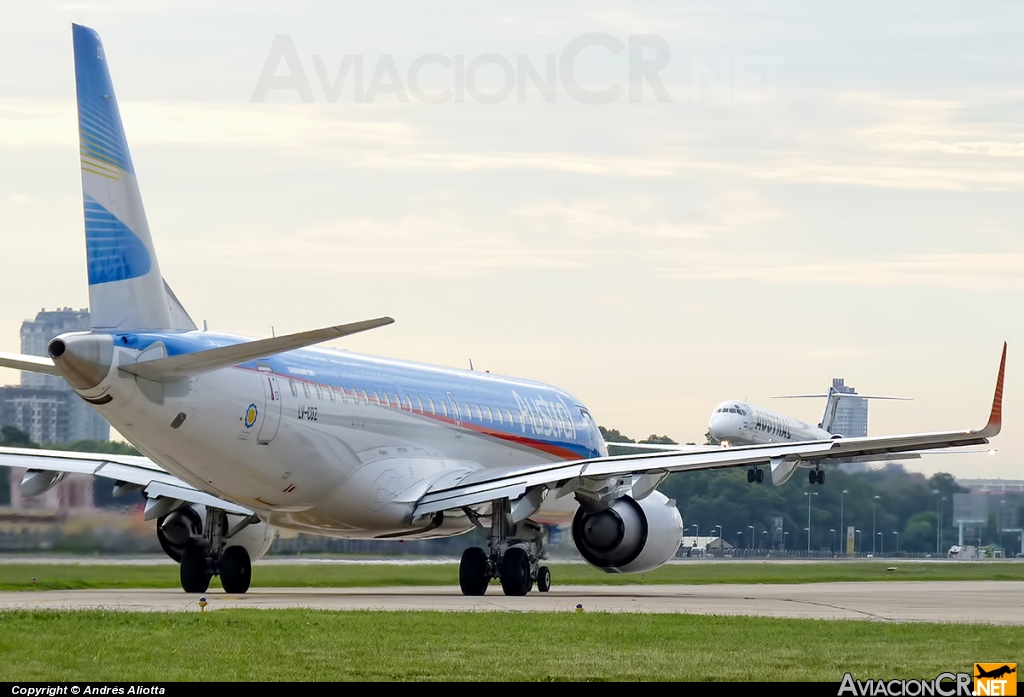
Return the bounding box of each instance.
[0,446,252,517]
[413,343,1004,517]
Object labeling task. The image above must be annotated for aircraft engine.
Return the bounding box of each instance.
[571,491,683,574]
[156,505,276,563]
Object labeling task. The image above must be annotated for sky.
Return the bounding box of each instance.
[1,2,1022,479]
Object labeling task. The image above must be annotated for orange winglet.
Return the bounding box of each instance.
[982,342,1006,436]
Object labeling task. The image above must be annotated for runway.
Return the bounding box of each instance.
[1,581,1021,623]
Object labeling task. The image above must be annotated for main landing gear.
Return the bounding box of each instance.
[747,468,764,484]
[459,499,551,597]
[178,508,256,594]
[808,468,824,485]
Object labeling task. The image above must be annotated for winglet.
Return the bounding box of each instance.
[980,342,1006,437]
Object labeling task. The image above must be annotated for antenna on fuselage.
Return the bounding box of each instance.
[271,326,275,338]
[469,359,474,371]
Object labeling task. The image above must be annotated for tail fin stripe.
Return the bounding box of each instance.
[83,196,153,285]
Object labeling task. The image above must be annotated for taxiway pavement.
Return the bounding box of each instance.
[0,581,1021,623]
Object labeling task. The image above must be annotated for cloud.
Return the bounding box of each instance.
[660,252,1024,290]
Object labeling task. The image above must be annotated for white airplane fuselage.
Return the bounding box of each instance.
[708,400,831,447]
[59,330,606,540]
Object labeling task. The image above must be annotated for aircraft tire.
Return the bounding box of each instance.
[459,547,489,596]
[537,565,552,592]
[809,470,817,485]
[220,545,252,594]
[816,470,825,485]
[756,469,764,484]
[500,547,532,596]
[180,545,211,593]
[747,469,755,483]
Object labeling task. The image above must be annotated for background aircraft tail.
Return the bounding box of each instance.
[73,24,194,332]
[773,389,910,434]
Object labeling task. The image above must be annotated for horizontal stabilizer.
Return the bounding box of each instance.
[120,316,394,382]
[772,394,911,400]
[0,351,61,377]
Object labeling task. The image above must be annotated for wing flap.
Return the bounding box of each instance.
[0,446,250,515]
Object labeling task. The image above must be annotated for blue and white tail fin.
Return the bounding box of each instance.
[74,24,194,332]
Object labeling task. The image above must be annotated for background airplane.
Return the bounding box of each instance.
[0,24,1006,598]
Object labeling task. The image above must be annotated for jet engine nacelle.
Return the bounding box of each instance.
[572,491,683,574]
[157,504,276,563]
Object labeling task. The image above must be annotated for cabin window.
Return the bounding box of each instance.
[463,404,471,421]
[452,402,461,420]
[415,397,424,413]
[302,383,310,398]
[360,389,369,404]
[473,405,482,421]
[484,406,493,422]
[439,400,448,417]
[339,387,347,403]
[315,384,323,400]
[427,398,435,415]
[495,407,503,424]
[393,394,401,410]
[289,380,298,397]
[377,392,386,408]
[404,396,413,411]
[505,409,514,425]
[328,386,335,402]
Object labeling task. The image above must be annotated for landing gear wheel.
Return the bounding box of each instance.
[459,547,490,596]
[220,545,252,594]
[809,470,817,485]
[500,547,532,596]
[747,468,755,483]
[756,469,764,484]
[537,565,552,593]
[816,469,825,485]
[180,544,211,593]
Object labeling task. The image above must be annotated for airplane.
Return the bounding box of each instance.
[976,665,1016,680]
[606,387,985,487]
[704,388,915,485]
[0,24,1007,598]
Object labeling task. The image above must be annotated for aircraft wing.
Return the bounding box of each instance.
[0,446,252,518]
[413,343,1004,517]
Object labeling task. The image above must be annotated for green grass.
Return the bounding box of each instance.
[1,561,1022,591]
[0,609,1018,681]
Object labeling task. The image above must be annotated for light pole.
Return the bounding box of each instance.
[893,531,899,555]
[694,523,699,541]
[805,491,818,552]
[840,489,848,556]
[784,531,789,550]
[748,525,754,550]
[932,489,940,555]
[715,524,722,542]
[830,528,836,555]
[737,531,743,549]
[872,495,880,555]
[878,532,883,556]
[855,529,861,555]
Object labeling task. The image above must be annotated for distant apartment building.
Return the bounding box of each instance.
[2,308,111,512]
[0,308,110,444]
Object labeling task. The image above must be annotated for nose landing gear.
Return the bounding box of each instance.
[808,468,824,485]
[747,468,764,484]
